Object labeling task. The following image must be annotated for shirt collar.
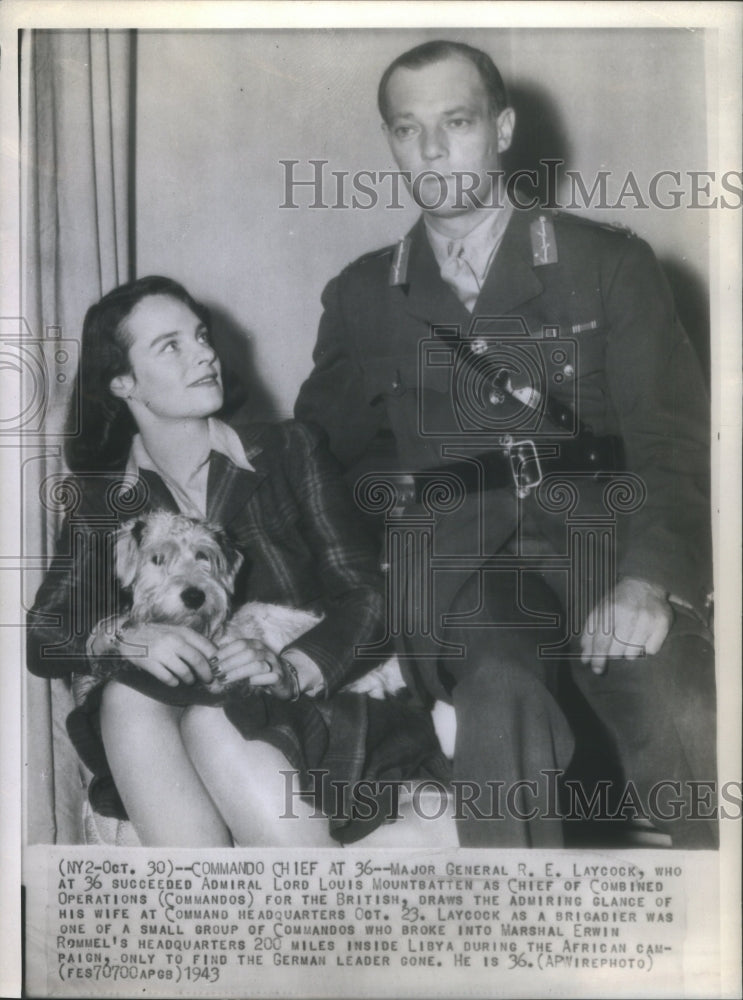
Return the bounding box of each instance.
[425,202,514,281]
[127,417,252,477]
[125,418,254,517]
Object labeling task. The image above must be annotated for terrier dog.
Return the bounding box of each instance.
[112,510,405,699]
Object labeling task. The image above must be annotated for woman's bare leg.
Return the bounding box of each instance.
[99,681,232,847]
[181,705,334,847]
[360,785,458,847]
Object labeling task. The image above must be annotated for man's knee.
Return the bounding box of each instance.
[451,645,558,712]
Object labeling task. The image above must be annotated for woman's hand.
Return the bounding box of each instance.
[111,622,218,688]
[212,637,300,700]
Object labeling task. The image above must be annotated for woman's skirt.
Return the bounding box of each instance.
[68,667,451,843]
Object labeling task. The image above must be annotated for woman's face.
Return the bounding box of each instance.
[111,294,223,421]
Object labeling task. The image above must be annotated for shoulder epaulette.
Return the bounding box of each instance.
[599,220,636,238]
[552,210,636,239]
[344,243,397,273]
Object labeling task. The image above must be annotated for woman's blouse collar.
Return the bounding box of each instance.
[125,418,253,517]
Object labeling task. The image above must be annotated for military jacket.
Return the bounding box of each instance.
[295,210,712,613]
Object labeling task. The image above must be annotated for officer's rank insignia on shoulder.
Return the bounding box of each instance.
[530,214,558,266]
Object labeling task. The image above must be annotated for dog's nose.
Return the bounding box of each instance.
[181,587,205,610]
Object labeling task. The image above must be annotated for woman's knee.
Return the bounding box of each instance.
[179,704,255,778]
[100,680,182,747]
[180,703,221,742]
[102,679,166,717]
[180,706,289,778]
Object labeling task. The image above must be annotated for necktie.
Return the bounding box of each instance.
[440,240,481,312]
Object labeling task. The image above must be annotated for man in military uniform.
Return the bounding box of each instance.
[295,40,716,848]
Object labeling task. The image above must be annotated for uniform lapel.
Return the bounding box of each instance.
[474,209,543,318]
[398,219,471,328]
[399,211,544,327]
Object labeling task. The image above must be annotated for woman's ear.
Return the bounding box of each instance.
[109,373,135,400]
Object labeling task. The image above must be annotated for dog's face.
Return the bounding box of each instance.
[115,512,244,636]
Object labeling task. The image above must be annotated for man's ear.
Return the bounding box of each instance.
[496,107,516,153]
[109,373,135,400]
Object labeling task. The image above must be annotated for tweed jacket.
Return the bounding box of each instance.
[27,420,388,699]
[27,420,452,836]
[295,209,712,615]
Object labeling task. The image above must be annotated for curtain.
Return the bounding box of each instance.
[23,29,136,843]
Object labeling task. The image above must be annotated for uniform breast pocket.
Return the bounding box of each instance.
[559,329,610,430]
[571,330,606,381]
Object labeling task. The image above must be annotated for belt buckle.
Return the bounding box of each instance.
[507,439,543,498]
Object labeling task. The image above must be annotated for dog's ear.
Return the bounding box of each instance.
[130,519,146,546]
[115,518,145,588]
[214,529,244,584]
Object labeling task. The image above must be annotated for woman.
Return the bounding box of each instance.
[27,276,448,847]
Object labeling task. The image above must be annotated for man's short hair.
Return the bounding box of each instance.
[377,40,508,123]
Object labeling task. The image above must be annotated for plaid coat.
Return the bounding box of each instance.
[27,420,447,841]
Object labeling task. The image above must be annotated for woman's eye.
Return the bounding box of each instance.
[161,340,178,353]
[151,553,164,566]
[196,330,211,344]
[195,551,209,562]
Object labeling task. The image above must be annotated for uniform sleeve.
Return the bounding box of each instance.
[601,236,712,610]
[294,272,386,471]
[278,422,388,695]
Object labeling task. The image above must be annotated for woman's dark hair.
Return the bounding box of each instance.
[64,275,211,473]
[377,40,508,124]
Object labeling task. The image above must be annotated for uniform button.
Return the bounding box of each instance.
[563,364,575,377]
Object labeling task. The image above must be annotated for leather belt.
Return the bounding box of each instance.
[410,432,624,502]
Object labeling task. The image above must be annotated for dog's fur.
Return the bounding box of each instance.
[113,511,405,699]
